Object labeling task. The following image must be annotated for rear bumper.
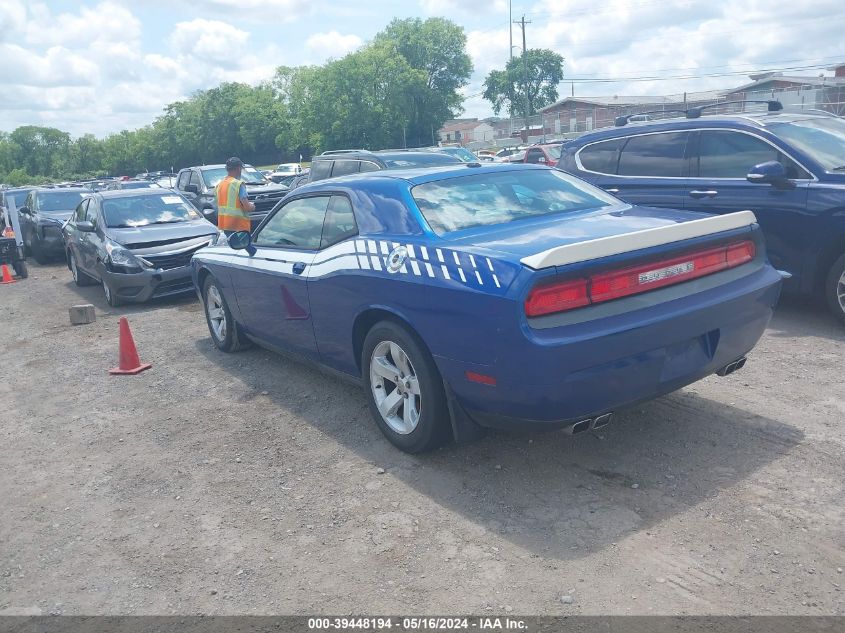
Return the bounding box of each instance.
[435,263,782,431]
[102,265,194,303]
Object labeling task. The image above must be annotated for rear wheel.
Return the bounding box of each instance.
[69,251,95,286]
[12,259,27,279]
[824,254,845,325]
[362,321,450,453]
[203,276,251,352]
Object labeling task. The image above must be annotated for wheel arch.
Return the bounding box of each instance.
[814,235,845,295]
[351,306,426,375]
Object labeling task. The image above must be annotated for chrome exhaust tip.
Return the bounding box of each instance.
[570,419,591,434]
[717,356,748,377]
[592,412,613,429]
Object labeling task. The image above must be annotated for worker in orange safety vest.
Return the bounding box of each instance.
[215,156,255,235]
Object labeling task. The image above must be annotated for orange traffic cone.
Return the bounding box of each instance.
[109,317,152,375]
[0,263,16,284]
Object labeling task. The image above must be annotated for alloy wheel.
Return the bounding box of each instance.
[369,340,422,435]
[838,268,845,314]
[206,284,227,341]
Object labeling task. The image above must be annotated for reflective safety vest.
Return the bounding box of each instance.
[216,176,250,232]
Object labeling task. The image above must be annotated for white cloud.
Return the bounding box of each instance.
[305,31,363,58]
[420,0,507,15]
[170,19,250,66]
[168,0,312,22]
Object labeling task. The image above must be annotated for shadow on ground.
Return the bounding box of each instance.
[193,333,803,562]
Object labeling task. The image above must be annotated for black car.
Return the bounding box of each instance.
[62,189,218,306]
[18,187,92,263]
[289,150,462,190]
[174,164,289,229]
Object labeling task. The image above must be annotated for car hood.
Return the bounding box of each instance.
[106,219,217,248]
[440,204,717,261]
[243,182,289,194]
[41,210,74,222]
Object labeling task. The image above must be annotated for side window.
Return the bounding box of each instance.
[310,160,333,181]
[617,132,690,177]
[330,160,360,177]
[359,161,380,173]
[253,196,330,249]
[74,199,89,222]
[188,170,203,191]
[85,199,99,225]
[697,130,809,179]
[577,138,625,174]
[176,171,190,190]
[321,196,358,249]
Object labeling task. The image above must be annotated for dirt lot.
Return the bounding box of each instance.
[1,260,843,616]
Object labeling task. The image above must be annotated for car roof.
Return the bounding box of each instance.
[572,110,835,143]
[34,187,92,194]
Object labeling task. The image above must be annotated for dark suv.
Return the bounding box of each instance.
[175,164,289,229]
[559,105,845,323]
[291,150,462,190]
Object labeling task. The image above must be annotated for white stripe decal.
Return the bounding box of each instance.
[469,254,477,269]
[437,249,445,263]
[493,274,501,288]
[441,265,450,280]
[425,262,434,277]
[367,240,377,254]
[406,244,416,259]
[486,257,494,272]
[521,210,758,270]
[458,268,466,283]
[453,251,460,266]
[421,246,429,260]
[358,255,371,270]
[410,260,421,275]
[380,241,390,255]
[475,271,483,285]
[371,256,382,271]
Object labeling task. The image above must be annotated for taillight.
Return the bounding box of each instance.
[525,240,756,317]
[525,278,589,317]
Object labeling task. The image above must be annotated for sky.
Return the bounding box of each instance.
[0,0,842,138]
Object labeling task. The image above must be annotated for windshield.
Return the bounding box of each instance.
[201,167,266,187]
[39,191,87,212]
[412,169,617,235]
[122,181,156,189]
[382,154,461,168]
[769,118,845,171]
[103,193,199,228]
[440,147,478,162]
[7,190,31,208]
[546,145,562,160]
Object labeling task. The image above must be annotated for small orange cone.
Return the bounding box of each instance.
[109,316,152,375]
[0,263,16,284]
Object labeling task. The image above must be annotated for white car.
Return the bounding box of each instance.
[269,163,302,183]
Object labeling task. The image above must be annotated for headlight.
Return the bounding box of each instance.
[105,240,143,272]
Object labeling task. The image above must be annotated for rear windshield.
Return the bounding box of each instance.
[411,169,616,235]
[103,194,199,228]
[440,147,478,162]
[39,191,87,212]
[547,145,562,160]
[769,117,845,172]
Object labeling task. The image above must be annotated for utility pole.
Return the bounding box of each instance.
[508,0,513,62]
[513,14,532,142]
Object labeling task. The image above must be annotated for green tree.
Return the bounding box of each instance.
[374,17,473,147]
[9,126,71,177]
[483,49,564,117]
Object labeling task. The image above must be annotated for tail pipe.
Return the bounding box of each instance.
[717,356,747,377]
[568,412,613,435]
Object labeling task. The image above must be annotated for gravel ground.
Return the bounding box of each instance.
[1,261,843,616]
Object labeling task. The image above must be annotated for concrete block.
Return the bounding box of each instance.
[69,304,96,325]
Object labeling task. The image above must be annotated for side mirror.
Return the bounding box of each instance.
[747,161,792,187]
[228,230,255,255]
[18,206,29,215]
[77,221,95,233]
[184,184,199,194]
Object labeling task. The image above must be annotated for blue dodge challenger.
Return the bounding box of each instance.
[191,163,782,453]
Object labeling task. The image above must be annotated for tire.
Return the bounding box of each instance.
[102,277,121,307]
[12,259,27,279]
[69,251,95,286]
[362,320,450,453]
[824,253,845,326]
[202,276,251,352]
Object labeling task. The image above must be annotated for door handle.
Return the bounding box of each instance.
[292,262,306,275]
[689,189,718,199]
[605,188,620,194]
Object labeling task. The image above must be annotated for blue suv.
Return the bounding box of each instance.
[558,105,845,323]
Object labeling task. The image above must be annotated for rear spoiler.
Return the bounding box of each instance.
[520,210,758,270]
